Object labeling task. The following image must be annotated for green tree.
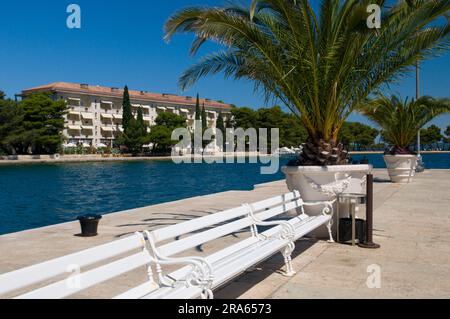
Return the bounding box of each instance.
[421,125,443,146]
[445,126,450,143]
[0,97,24,154]
[201,103,210,148]
[257,106,283,150]
[257,107,284,131]
[229,105,308,149]
[117,112,150,155]
[155,112,187,129]
[444,125,450,143]
[136,107,147,137]
[116,118,148,155]
[148,126,173,154]
[16,93,67,154]
[201,103,207,130]
[122,86,133,132]
[0,91,5,100]
[339,122,379,150]
[149,113,187,155]
[230,107,257,130]
[281,113,308,147]
[225,116,233,129]
[195,94,201,121]
[117,88,150,155]
[216,111,226,150]
[165,0,450,166]
[360,95,449,154]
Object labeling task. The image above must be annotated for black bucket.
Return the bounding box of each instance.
[77,214,102,237]
[339,218,366,244]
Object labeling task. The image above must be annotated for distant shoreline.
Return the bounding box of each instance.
[350,151,450,155]
[4,150,445,164]
[0,151,449,166]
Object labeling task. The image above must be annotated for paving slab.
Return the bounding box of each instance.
[266,170,450,299]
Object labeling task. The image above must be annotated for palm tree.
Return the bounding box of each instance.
[359,95,449,155]
[164,0,450,165]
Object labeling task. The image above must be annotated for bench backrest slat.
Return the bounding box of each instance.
[17,251,152,299]
[157,217,253,257]
[151,206,248,243]
[151,191,301,244]
[157,194,304,257]
[249,191,301,212]
[0,234,145,296]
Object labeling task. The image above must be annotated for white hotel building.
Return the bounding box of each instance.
[22,82,232,148]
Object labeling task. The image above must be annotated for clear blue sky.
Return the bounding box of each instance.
[0,0,448,130]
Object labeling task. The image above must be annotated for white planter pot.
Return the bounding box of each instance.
[384,155,417,184]
[282,164,372,239]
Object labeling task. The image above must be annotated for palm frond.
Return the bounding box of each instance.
[165,0,450,157]
[359,95,450,149]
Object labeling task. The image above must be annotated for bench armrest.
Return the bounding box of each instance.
[254,220,295,241]
[301,201,335,217]
[143,231,214,299]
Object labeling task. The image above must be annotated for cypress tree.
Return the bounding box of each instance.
[193,94,202,153]
[122,86,133,132]
[201,103,208,148]
[195,94,201,121]
[216,111,226,151]
[136,107,146,137]
[201,103,207,132]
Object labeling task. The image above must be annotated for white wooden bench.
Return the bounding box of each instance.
[0,191,334,299]
[0,232,159,299]
[139,190,334,299]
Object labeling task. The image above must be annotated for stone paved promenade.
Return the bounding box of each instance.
[0,170,449,299]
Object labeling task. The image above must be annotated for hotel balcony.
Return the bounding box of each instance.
[67,125,82,136]
[81,126,94,137]
[131,104,151,116]
[66,125,93,139]
[100,101,114,111]
[113,114,122,126]
[67,114,81,125]
[80,112,95,122]
[179,108,191,118]
[101,113,114,124]
[207,110,217,119]
[66,97,81,108]
[156,106,167,114]
[101,126,115,138]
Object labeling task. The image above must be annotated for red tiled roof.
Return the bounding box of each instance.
[22,82,232,110]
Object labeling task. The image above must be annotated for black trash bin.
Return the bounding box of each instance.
[77,214,102,237]
[339,218,366,244]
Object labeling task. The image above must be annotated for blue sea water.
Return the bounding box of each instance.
[0,153,448,235]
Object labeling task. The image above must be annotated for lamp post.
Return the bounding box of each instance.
[416,61,425,173]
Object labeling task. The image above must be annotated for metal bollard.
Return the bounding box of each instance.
[359,174,380,249]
